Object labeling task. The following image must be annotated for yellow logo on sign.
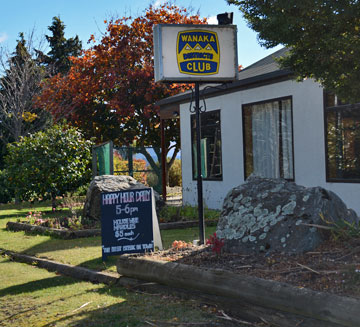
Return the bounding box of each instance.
[177,30,220,75]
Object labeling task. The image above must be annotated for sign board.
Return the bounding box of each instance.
[101,188,162,260]
[154,24,238,82]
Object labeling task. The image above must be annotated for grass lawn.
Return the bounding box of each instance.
[0,201,233,327]
[0,201,216,272]
[0,256,227,327]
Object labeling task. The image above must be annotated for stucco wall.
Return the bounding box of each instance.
[180,79,360,215]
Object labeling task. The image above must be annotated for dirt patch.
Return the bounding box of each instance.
[145,237,360,299]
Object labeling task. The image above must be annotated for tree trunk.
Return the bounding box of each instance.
[51,193,57,210]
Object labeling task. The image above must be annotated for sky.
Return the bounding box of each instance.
[0,0,282,68]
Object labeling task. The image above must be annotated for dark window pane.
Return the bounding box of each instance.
[324,91,350,108]
[326,105,360,180]
[191,110,222,180]
[243,106,253,178]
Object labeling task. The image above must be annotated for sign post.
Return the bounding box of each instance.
[154,24,238,244]
[194,82,205,244]
[101,188,162,260]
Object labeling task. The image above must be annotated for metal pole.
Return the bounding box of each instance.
[128,146,133,177]
[109,141,114,175]
[160,119,167,201]
[195,82,205,244]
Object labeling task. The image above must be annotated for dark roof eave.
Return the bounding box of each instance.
[157,69,293,111]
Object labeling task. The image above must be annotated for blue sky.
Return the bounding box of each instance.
[0,0,281,68]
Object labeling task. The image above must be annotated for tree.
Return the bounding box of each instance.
[38,16,82,75]
[5,124,93,208]
[0,32,51,148]
[228,0,360,102]
[36,3,207,188]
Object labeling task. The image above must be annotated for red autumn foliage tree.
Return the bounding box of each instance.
[36,3,207,188]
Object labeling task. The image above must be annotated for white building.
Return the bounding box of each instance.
[158,48,360,215]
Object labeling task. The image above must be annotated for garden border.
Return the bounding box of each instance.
[6,221,101,239]
[1,247,358,327]
[6,220,217,238]
[117,255,360,327]
[0,248,131,286]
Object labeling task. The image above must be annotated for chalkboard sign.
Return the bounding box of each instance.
[101,188,162,260]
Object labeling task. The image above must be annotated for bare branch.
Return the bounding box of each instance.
[0,30,50,143]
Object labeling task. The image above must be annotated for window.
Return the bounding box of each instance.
[243,97,294,180]
[191,110,222,180]
[325,93,360,182]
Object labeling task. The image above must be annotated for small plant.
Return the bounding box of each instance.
[172,240,192,250]
[26,211,45,225]
[206,232,224,255]
[320,213,360,241]
[24,210,85,230]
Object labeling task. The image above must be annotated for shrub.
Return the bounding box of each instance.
[146,171,159,188]
[0,169,13,204]
[168,159,182,187]
[5,124,94,208]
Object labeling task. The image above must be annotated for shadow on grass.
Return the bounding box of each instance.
[0,209,66,221]
[0,201,53,211]
[20,235,101,256]
[39,289,224,327]
[16,237,120,272]
[0,273,78,297]
[41,302,141,327]
[76,255,119,271]
[0,213,25,220]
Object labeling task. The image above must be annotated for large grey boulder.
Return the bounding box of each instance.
[216,177,358,254]
[83,175,163,222]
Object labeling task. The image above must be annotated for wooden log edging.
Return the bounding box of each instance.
[117,256,360,327]
[6,221,101,239]
[6,220,218,238]
[159,220,217,230]
[0,248,118,284]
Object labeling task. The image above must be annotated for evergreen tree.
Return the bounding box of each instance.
[41,16,82,75]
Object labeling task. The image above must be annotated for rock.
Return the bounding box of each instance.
[83,175,163,221]
[216,177,359,254]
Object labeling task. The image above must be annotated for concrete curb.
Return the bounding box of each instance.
[117,256,360,327]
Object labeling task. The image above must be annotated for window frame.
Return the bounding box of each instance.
[242,96,295,181]
[324,92,360,183]
[190,109,223,181]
